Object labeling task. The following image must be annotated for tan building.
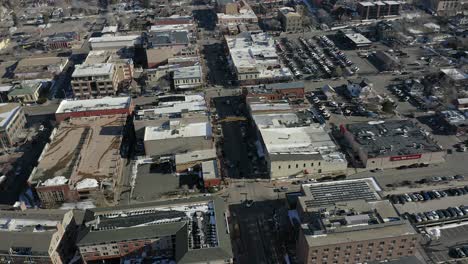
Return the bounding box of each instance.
[425,0,461,15]
[14,56,68,80]
[278,7,302,32]
[29,114,127,207]
[0,103,27,148]
[0,209,80,264]
[8,81,42,103]
[71,63,120,99]
[84,50,134,84]
[295,178,420,264]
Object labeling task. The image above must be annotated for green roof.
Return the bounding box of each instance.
[9,82,41,96]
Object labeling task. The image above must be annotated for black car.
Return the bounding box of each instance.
[436,210,445,219]
[441,209,451,218]
[398,195,406,204]
[459,188,467,195]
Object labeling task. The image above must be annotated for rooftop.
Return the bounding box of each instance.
[72,63,114,78]
[136,94,207,117]
[9,81,42,96]
[144,122,212,141]
[344,120,443,158]
[175,148,217,165]
[297,179,417,247]
[56,97,131,114]
[16,56,68,69]
[344,33,372,45]
[88,35,140,44]
[439,110,468,126]
[147,31,190,47]
[0,103,21,128]
[77,196,232,263]
[173,65,202,80]
[225,32,292,79]
[441,68,468,81]
[32,115,126,186]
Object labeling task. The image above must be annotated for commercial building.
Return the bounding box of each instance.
[253,113,347,179]
[29,113,127,207]
[225,32,292,84]
[55,97,133,123]
[84,50,134,82]
[146,30,198,68]
[357,1,401,19]
[244,81,305,100]
[14,56,68,80]
[45,32,81,50]
[340,120,445,169]
[436,110,468,135]
[373,51,400,71]
[0,209,81,264]
[134,94,208,140]
[144,121,213,157]
[341,33,372,49]
[8,81,43,103]
[217,0,258,26]
[88,35,141,50]
[76,196,233,264]
[456,98,468,111]
[440,68,467,88]
[0,103,27,148]
[423,0,461,16]
[278,7,302,32]
[173,65,203,90]
[295,178,420,264]
[175,148,217,172]
[71,63,120,99]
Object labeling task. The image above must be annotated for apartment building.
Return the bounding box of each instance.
[278,7,302,32]
[0,209,80,264]
[71,63,120,99]
[295,178,420,264]
[76,196,233,264]
[0,103,27,148]
[424,0,461,15]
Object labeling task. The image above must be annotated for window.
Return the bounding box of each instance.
[304,163,306,168]
[346,245,352,249]
[278,166,281,170]
[335,247,340,251]
[296,164,298,168]
[311,162,314,166]
[318,162,321,166]
[288,165,291,169]
[380,241,385,245]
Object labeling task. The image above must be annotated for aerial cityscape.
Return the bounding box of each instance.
[0,0,467,263]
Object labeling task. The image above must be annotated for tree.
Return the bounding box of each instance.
[333,67,343,77]
[382,100,396,113]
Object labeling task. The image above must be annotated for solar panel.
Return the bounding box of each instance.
[305,181,378,207]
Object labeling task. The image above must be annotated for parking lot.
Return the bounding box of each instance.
[424,224,468,263]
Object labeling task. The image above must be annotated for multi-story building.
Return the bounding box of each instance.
[29,98,131,207]
[76,196,233,264]
[340,120,446,169]
[8,81,43,103]
[0,103,27,148]
[244,81,305,101]
[84,50,135,84]
[278,7,302,32]
[146,30,198,68]
[88,35,141,50]
[225,32,292,84]
[217,0,259,26]
[357,1,401,20]
[424,0,461,15]
[295,178,420,264]
[45,32,81,50]
[144,121,213,157]
[173,65,203,90]
[71,63,120,99]
[0,209,80,264]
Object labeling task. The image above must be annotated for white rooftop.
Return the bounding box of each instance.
[102,25,118,34]
[259,125,337,154]
[252,113,299,128]
[144,122,212,141]
[441,68,468,80]
[0,104,21,128]
[173,65,202,80]
[344,33,372,45]
[150,24,194,32]
[249,103,292,112]
[72,63,114,78]
[226,32,292,79]
[359,2,374,6]
[42,176,68,186]
[56,97,131,114]
[88,35,140,43]
[175,148,217,165]
[137,94,206,116]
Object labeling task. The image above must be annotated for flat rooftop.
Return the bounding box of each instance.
[176,148,217,165]
[77,196,232,263]
[173,65,202,80]
[32,115,126,186]
[299,178,381,208]
[441,68,468,81]
[88,35,140,43]
[16,56,68,69]
[148,30,190,46]
[56,97,131,114]
[144,122,212,141]
[72,63,114,78]
[344,33,372,45]
[136,94,207,117]
[344,120,443,158]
